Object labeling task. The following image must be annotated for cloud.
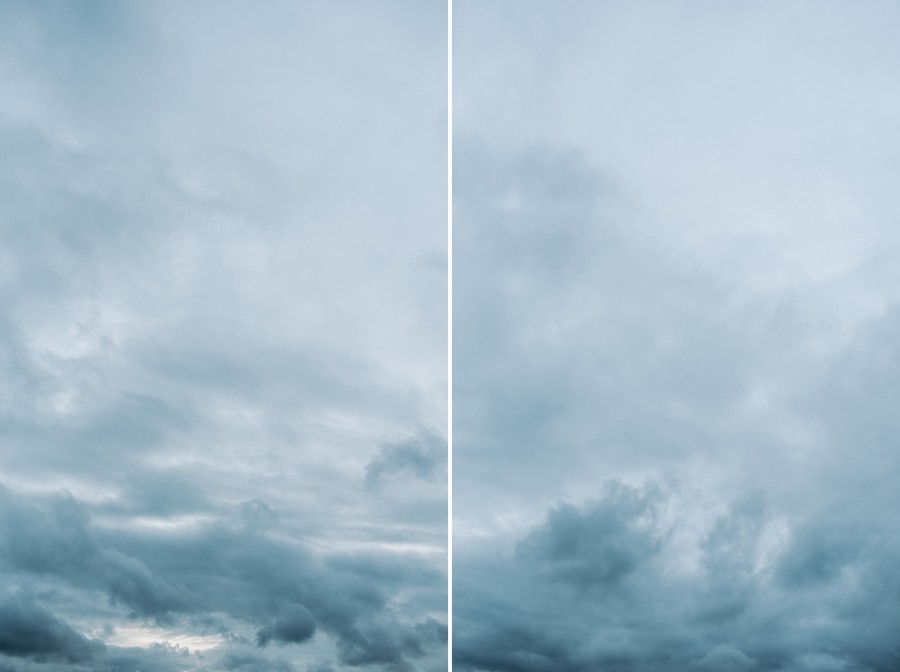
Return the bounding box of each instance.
[0,597,104,664]
[775,518,862,588]
[0,486,186,621]
[689,644,757,672]
[454,479,900,671]
[365,431,447,488]
[0,484,446,671]
[0,1,446,670]
[455,1,900,669]
[334,617,447,669]
[222,651,297,672]
[256,606,317,647]
[516,481,664,589]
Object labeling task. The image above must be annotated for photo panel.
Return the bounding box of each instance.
[0,2,447,671]
[453,2,900,670]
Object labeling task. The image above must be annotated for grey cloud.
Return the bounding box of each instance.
[326,552,443,590]
[103,644,198,672]
[775,518,862,588]
[306,664,336,672]
[365,431,447,487]
[689,644,757,672]
[238,500,279,531]
[0,484,445,670]
[335,618,447,670]
[0,487,186,621]
[0,597,104,664]
[256,606,317,647]
[222,651,297,672]
[456,2,900,669]
[100,548,188,619]
[455,480,900,671]
[1,1,445,669]
[517,481,664,588]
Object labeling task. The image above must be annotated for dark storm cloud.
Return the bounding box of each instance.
[0,597,104,664]
[0,486,187,619]
[256,606,317,647]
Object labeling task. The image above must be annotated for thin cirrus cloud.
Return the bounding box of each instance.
[454,1,900,671]
[0,1,446,672]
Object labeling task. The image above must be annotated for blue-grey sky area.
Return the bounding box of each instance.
[0,2,446,671]
[454,1,900,670]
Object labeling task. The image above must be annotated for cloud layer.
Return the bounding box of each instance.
[0,1,446,670]
[454,1,900,669]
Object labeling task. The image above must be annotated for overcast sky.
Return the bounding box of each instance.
[454,1,900,670]
[0,2,446,671]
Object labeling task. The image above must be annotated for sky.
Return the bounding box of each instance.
[0,2,446,671]
[454,1,900,670]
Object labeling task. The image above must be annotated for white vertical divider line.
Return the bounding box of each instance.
[447,0,454,668]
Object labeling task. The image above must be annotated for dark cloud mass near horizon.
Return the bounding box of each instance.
[455,1,900,670]
[0,1,446,671]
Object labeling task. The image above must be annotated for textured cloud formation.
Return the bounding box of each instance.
[454,1,900,669]
[0,597,105,664]
[456,480,900,671]
[0,1,445,671]
[1,484,446,664]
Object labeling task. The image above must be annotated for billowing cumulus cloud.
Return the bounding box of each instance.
[454,1,900,670]
[0,1,446,671]
[455,478,900,671]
